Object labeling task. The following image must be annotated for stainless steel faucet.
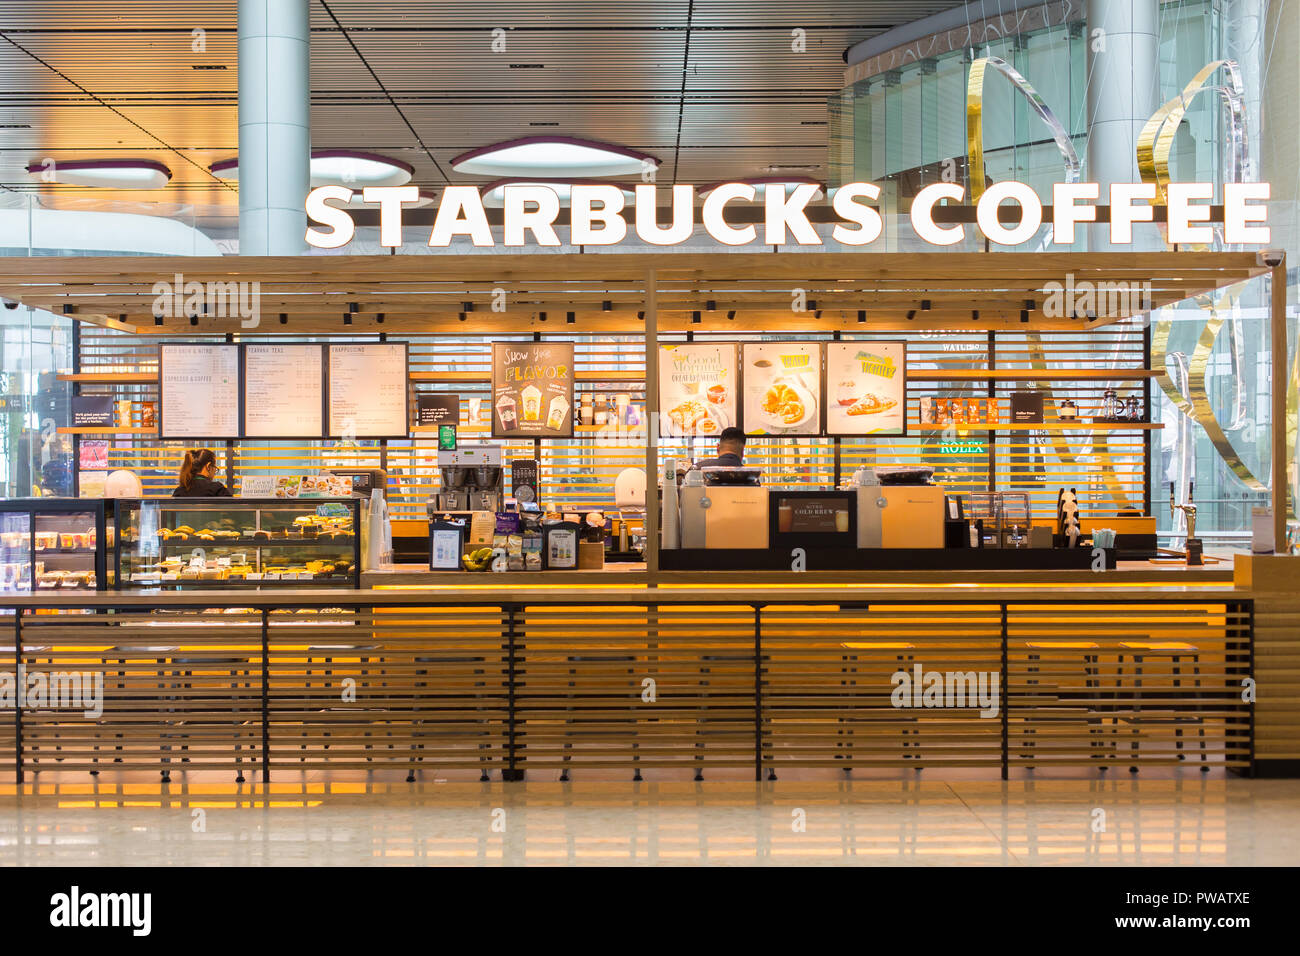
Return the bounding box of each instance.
[1170,480,1197,540]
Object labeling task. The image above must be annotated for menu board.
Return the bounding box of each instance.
[658,343,739,438]
[491,341,574,438]
[159,343,239,438]
[243,344,324,437]
[824,341,906,437]
[327,343,409,438]
[742,342,823,436]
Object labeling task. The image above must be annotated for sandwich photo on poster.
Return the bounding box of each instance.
[658,343,738,438]
[742,342,822,436]
[492,341,574,438]
[825,341,906,436]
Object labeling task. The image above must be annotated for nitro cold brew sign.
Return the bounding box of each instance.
[304,181,1273,249]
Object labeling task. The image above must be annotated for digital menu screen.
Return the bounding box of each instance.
[244,344,324,438]
[327,343,409,438]
[159,343,240,439]
[742,342,822,436]
[824,341,906,437]
[491,341,574,438]
[658,343,739,438]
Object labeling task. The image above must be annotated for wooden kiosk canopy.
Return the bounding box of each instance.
[0,249,1285,547]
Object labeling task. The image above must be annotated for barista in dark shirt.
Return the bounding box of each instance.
[692,426,747,470]
[172,448,233,498]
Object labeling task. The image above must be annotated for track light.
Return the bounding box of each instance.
[189,314,198,327]
[343,313,352,326]
[376,313,385,324]
[971,310,980,320]
[706,300,716,312]
[459,312,467,322]
[814,310,822,319]
[602,300,612,312]
[462,301,473,313]
[566,311,575,324]
[921,299,931,311]
[1020,310,1029,323]
[807,299,817,311]
[279,313,288,325]
[727,310,736,320]
[154,314,164,327]
[906,310,916,320]
[857,310,866,323]
[538,311,548,322]
[691,311,701,324]
[637,311,645,320]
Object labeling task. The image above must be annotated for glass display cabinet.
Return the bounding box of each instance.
[0,498,109,593]
[114,497,361,589]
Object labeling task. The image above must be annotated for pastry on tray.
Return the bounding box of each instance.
[845,392,898,416]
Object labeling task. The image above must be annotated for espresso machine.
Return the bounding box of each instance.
[433,445,503,512]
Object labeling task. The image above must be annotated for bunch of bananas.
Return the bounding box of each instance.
[461,547,496,571]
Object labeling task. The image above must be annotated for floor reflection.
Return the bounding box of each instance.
[1,770,1295,866]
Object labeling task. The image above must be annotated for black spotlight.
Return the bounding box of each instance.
[538,311,548,322]
[920,299,931,311]
[691,311,701,324]
[602,300,612,312]
[154,314,164,327]
[807,299,817,311]
[62,304,74,315]
[906,310,916,320]
[857,310,866,323]
[279,313,288,325]
[343,313,352,326]
[1019,310,1029,323]
[189,314,198,327]
[727,310,736,320]
[376,312,385,324]
[706,300,716,312]
[971,309,980,320]
[459,312,467,322]
[462,301,474,313]
[637,311,645,320]
[566,311,576,324]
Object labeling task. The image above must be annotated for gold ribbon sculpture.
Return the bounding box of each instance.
[966,54,1291,510]
[966,56,1136,510]
[1138,59,1276,493]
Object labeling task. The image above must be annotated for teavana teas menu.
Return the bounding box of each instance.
[492,342,574,438]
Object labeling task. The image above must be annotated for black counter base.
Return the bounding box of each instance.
[659,547,1116,572]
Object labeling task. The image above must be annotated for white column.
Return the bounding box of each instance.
[238,0,309,255]
[1085,0,1160,250]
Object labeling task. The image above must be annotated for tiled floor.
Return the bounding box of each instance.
[1,768,1296,866]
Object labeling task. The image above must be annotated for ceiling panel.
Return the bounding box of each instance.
[0,0,968,209]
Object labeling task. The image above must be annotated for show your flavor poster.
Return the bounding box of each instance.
[825,341,906,436]
[492,341,574,438]
[658,343,738,438]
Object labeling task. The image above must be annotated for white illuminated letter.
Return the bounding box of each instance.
[304,185,355,249]
[911,183,965,245]
[1109,183,1155,244]
[362,185,420,247]
[831,182,883,245]
[764,183,821,245]
[504,185,561,246]
[1052,182,1099,244]
[702,183,757,246]
[569,185,626,245]
[1166,182,1214,244]
[1224,182,1271,244]
[635,184,694,245]
[428,186,493,247]
[976,181,1042,246]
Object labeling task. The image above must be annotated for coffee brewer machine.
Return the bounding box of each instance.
[433,445,503,513]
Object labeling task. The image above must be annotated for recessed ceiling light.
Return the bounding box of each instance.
[698,177,825,201]
[451,136,658,178]
[479,179,636,209]
[26,158,172,189]
[209,149,414,188]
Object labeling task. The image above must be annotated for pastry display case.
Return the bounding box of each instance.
[114,497,361,589]
[0,498,109,593]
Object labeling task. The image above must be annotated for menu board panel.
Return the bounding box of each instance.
[159,343,239,439]
[327,343,409,438]
[243,344,324,438]
[658,343,739,438]
[491,342,574,438]
[741,342,823,436]
[824,341,907,437]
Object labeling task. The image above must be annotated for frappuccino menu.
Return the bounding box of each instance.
[491,341,574,438]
